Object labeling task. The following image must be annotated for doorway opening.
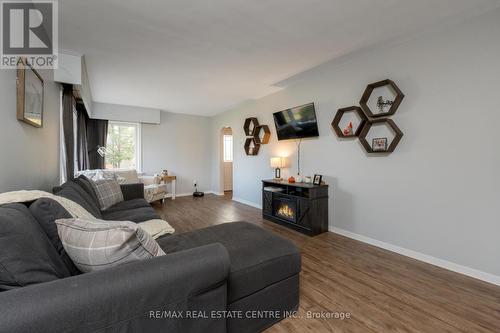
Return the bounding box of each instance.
[221,127,233,198]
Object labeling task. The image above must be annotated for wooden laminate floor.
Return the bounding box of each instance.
[153,194,500,333]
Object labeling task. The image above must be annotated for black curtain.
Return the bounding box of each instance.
[76,103,90,171]
[87,118,108,170]
[62,84,75,180]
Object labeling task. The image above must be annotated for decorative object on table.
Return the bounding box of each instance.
[243,117,271,155]
[193,180,204,197]
[304,176,312,184]
[295,175,303,183]
[161,170,168,176]
[359,79,404,118]
[372,138,388,152]
[343,122,353,135]
[359,118,403,153]
[313,174,323,186]
[17,58,44,128]
[288,176,296,183]
[270,157,284,180]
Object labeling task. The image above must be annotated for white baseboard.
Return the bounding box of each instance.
[330,227,500,287]
[164,191,224,198]
[232,197,262,209]
[164,192,192,198]
[206,191,225,196]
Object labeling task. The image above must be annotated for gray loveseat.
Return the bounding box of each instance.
[0,178,301,333]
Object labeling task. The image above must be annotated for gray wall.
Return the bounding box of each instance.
[142,111,213,195]
[210,9,500,279]
[0,70,61,192]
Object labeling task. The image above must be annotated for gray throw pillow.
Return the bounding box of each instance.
[89,178,124,210]
[55,218,165,273]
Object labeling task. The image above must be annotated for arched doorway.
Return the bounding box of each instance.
[220,127,233,197]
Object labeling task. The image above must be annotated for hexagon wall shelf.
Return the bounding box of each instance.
[358,118,403,153]
[254,125,271,144]
[244,137,260,155]
[332,106,367,138]
[243,117,260,136]
[359,79,404,118]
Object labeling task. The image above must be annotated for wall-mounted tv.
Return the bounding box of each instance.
[273,103,319,140]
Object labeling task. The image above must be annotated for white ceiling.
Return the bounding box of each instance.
[59,0,500,116]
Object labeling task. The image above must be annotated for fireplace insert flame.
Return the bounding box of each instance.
[277,204,295,219]
[273,196,297,223]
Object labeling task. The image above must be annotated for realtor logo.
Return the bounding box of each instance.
[1,0,58,68]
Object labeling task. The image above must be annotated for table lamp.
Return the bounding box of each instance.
[270,157,283,180]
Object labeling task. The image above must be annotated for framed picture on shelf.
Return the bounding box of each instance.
[313,174,322,186]
[17,58,44,128]
[372,138,388,151]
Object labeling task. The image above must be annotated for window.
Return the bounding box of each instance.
[105,122,141,171]
[223,134,233,162]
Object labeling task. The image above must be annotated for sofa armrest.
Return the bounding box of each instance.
[139,175,157,186]
[120,183,145,200]
[0,244,230,333]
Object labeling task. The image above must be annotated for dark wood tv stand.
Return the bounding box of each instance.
[262,179,328,236]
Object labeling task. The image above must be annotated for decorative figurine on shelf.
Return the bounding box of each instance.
[295,175,303,183]
[288,176,296,183]
[304,176,312,184]
[161,170,168,176]
[343,121,353,135]
[376,96,394,113]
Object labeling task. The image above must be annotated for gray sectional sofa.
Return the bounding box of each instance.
[0,177,301,333]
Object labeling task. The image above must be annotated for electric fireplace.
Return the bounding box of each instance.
[262,179,329,236]
[273,195,297,223]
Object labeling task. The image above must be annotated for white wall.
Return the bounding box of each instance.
[142,111,213,195]
[0,70,61,192]
[92,102,161,124]
[210,9,500,280]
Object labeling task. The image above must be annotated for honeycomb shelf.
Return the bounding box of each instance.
[243,117,259,136]
[359,79,404,118]
[254,125,271,144]
[244,137,260,156]
[332,106,367,138]
[358,118,403,153]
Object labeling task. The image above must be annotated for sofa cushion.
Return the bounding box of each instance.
[90,179,124,211]
[104,198,151,213]
[157,222,301,302]
[74,175,100,207]
[0,204,71,291]
[102,205,161,223]
[54,181,102,218]
[56,217,165,273]
[29,198,81,276]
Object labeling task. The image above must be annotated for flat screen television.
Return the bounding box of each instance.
[273,103,319,140]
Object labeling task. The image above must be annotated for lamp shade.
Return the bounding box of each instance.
[270,157,283,168]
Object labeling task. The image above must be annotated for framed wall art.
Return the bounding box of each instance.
[17,58,44,127]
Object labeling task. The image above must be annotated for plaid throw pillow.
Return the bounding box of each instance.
[55,218,165,273]
[90,179,124,210]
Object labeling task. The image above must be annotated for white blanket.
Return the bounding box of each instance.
[0,190,174,239]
